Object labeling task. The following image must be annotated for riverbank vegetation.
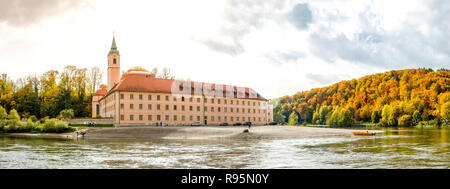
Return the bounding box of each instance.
[273,68,450,128]
[0,106,74,133]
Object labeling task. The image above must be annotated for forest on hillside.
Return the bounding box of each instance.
[273,68,450,127]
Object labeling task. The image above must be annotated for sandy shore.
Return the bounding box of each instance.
[83,126,383,140]
[0,126,383,140]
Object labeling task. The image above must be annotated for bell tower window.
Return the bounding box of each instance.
[113,58,117,64]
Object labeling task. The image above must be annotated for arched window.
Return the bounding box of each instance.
[113,58,117,64]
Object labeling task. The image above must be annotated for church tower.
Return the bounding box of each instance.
[107,35,120,91]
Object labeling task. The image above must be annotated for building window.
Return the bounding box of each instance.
[139,104,143,110]
[204,98,207,103]
[182,96,185,102]
[173,96,177,101]
[148,104,152,110]
[189,106,193,111]
[173,105,177,110]
[130,104,134,109]
[120,115,124,120]
[224,99,227,104]
[211,99,214,104]
[218,116,221,121]
[189,97,193,102]
[237,117,239,121]
[211,116,215,121]
[174,115,177,121]
[236,108,239,113]
[211,107,214,112]
[253,102,256,106]
[165,105,169,110]
[197,106,200,111]
[231,108,233,112]
[148,95,152,100]
[182,115,185,121]
[130,94,134,100]
[96,104,100,115]
[242,101,244,105]
[197,116,200,121]
[139,115,143,121]
[204,106,207,112]
[120,104,124,109]
[248,101,250,106]
[157,115,161,121]
[182,105,185,111]
[190,115,193,121]
[230,100,233,105]
[197,98,200,103]
[218,99,221,104]
[130,115,134,121]
[139,94,143,100]
[148,115,152,120]
[157,95,160,101]
[157,104,161,110]
[248,109,250,113]
[165,95,169,101]
[231,117,234,121]
[224,107,227,112]
[120,94,124,99]
[218,107,221,112]
[113,58,117,64]
[165,115,169,121]
[224,116,228,121]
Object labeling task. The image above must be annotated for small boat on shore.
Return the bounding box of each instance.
[352,131,376,136]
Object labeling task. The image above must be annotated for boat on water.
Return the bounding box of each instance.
[352,131,376,136]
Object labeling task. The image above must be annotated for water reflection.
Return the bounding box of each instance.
[0,128,448,169]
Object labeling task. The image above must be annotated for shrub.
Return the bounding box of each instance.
[41,119,70,133]
[92,114,102,119]
[398,115,413,127]
[28,115,38,122]
[40,116,49,124]
[59,109,74,120]
[3,125,17,133]
[18,119,39,133]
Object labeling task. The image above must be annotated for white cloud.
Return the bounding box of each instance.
[0,0,449,99]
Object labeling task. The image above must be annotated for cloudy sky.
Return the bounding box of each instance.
[0,0,449,98]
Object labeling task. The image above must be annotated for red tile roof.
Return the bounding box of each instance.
[93,89,107,96]
[100,71,267,101]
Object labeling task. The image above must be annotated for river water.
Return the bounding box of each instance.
[0,127,448,169]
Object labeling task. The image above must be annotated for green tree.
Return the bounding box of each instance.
[59,109,74,120]
[318,105,330,125]
[288,112,299,126]
[441,102,450,125]
[7,109,21,129]
[273,111,286,124]
[327,107,340,126]
[371,110,381,123]
[0,105,7,121]
[338,108,353,127]
[381,105,396,126]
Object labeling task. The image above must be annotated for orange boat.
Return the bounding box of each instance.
[352,131,376,136]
